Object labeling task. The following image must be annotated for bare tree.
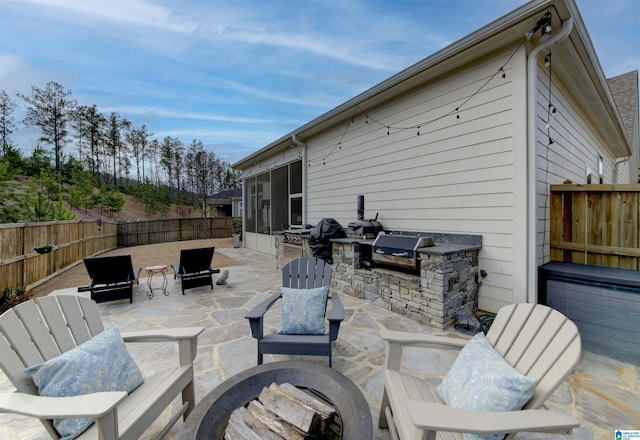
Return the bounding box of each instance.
[160,136,182,197]
[127,124,152,183]
[18,81,77,176]
[70,105,89,165]
[106,112,119,185]
[74,104,106,178]
[147,138,161,188]
[0,90,17,153]
[174,140,185,195]
[186,139,217,232]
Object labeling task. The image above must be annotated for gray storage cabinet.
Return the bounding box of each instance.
[539,262,640,365]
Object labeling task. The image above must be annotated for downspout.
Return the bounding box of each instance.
[526,17,574,303]
[291,134,307,227]
[614,157,630,183]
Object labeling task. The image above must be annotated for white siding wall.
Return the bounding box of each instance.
[304,49,523,312]
[240,46,628,312]
[535,63,628,270]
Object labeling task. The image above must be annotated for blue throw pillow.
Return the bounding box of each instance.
[436,333,537,440]
[24,327,144,440]
[278,286,330,335]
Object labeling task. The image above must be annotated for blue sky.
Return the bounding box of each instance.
[1,0,638,164]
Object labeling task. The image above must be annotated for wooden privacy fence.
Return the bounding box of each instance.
[0,217,233,291]
[0,220,118,291]
[550,184,640,270]
[117,217,232,246]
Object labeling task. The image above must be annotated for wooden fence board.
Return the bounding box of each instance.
[571,192,587,264]
[619,192,638,270]
[586,192,603,266]
[602,192,619,268]
[549,192,563,262]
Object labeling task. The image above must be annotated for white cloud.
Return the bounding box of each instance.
[0,54,23,81]
[6,0,195,32]
[104,105,274,124]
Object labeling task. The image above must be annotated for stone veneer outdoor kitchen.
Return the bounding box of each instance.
[276,232,481,331]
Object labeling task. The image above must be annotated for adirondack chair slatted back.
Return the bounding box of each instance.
[485,303,581,409]
[0,296,105,396]
[282,257,332,289]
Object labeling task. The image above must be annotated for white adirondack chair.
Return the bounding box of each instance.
[378,303,582,440]
[0,295,204,440]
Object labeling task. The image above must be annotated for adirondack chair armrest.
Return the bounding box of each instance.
[121,326,204,365]
[407,401,579,435]
[381,329,468,370]
[327,292,344,322]
[380,329,469,349]
[0,391,127,419]
[120,326,204,342]
[245,292,282,339]
[245,292,282,321]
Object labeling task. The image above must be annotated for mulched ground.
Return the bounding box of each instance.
[28,238,240,299]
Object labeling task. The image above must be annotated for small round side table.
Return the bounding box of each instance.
[145,265,169,299]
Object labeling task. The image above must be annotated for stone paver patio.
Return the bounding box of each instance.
[1,247,638,439]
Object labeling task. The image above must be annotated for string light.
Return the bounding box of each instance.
[545,49,555,146]
[305,11,552,168]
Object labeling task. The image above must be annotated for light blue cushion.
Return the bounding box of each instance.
[436,333,537,440]
[278,286,329,335]
[24,327,144,440]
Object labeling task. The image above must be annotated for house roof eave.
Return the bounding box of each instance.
[232,0,632,169]
[232,0,555,170]
[553,0,632,157]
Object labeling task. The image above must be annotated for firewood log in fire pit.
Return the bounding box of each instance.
[224,382,337,439]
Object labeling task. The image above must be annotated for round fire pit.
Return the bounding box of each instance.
[180,361,372,439]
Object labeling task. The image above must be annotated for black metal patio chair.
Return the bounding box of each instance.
[171,247,220,295]
[79,255,141,304]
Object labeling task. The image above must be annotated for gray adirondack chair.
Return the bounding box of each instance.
[379,303,582,440]
[245,257,344,367]
[0,295,203,440]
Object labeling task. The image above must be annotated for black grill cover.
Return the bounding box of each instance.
[308,218,346,264]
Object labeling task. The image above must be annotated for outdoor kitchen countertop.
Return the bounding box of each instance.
[331,237,481,255]
[416,242,481,255]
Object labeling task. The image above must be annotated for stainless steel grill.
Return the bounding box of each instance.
[372,234,434,270]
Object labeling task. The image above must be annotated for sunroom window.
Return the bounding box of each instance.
[244,160,303,234]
